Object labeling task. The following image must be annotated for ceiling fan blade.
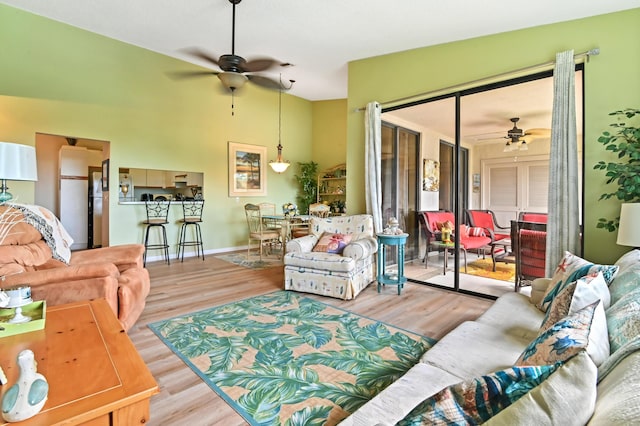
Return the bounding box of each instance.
[166,70,219,80]
[242,57,281,72]
[181,48,221,67]
[524,128,551,136]
[247,75,290,91]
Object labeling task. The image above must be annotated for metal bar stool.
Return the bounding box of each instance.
[177,200,205,262]
[142,200,171,266]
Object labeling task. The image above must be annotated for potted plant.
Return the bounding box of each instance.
[593,108,640,231]
[294,161,318,215]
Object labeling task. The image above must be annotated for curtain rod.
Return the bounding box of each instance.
[355,48,600,112]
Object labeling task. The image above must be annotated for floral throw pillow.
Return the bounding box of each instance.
[311,232,353,254]
[396,363,560,425]
[516,301,599,366]
[536,251,619,312]
[541,272,611,330]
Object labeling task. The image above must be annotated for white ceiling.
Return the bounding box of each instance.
[1,0,637,101]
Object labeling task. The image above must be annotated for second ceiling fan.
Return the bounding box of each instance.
[503,117,550,151]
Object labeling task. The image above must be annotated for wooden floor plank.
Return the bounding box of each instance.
[128,253,493,425]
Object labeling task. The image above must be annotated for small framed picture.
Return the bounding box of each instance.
[101,159,110,191]
[422,159,439,192]
[228,142,267,197]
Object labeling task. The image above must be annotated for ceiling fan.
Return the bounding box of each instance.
[502,117,551,151]
[173,0,293,93]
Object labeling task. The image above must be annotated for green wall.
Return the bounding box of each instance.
[312,99,347,172]
[0,4,313,250]
[347,8,640,264]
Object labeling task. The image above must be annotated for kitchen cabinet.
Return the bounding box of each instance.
[129,168,147,187]
[147,169,166,187]
[187,172,203,187]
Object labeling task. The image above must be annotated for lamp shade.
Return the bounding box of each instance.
[0,142,38,181]
[217,72,248,91]
[616,203,640,247]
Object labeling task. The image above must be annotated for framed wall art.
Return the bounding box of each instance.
[422,159,439,192]
[228,142,267,197]
[101,159,110,191]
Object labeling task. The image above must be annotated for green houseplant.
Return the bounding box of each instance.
[593,108,640,231]
[294,161,318,215]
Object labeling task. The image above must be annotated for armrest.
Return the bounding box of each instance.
[286,235,319,254]
[343,236,378,261]
[2,263,121,313]
[3,263,120,287]
[71,244,145,271]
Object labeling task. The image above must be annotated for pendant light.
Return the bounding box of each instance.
[269,75,291,173]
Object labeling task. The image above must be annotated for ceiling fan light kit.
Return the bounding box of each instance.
[217,71,248,91]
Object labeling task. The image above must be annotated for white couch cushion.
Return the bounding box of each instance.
[421,321,530,379]
[284,251,356,272]
[589,351,640,425]
[338,362,463,426]
[475,292,543,341]
[487,351,597,426]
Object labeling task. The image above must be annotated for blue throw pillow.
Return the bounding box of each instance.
[395,363,560,425]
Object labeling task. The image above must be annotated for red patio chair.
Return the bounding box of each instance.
[466,210,510,241]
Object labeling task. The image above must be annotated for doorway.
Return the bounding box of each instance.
[34,133,110,250]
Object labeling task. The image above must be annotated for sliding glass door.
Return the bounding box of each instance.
[381,122,420,262]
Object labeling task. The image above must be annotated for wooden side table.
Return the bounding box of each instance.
[0,299,159,426]
[428,241,468,274]
[376,233,409,295]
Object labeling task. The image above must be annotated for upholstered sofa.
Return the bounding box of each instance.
[0,204,150,331]
[284,214,377,300]
[341,249,640,425]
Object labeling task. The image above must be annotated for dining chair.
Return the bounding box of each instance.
[244,203,281,260]
[309,202,331,218]
[176,200,205,262]
[258,202,281,232]
[142,200,171,266]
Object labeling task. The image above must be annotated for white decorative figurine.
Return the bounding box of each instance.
[1,350,49,422]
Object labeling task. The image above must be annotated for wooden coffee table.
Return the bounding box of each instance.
[0,299,158,425]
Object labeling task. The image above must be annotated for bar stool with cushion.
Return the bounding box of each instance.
[177,200,205,262]
[142,200,171,266]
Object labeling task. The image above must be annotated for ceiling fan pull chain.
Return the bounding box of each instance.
[231,90,235,116]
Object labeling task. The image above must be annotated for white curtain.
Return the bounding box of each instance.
[546,50,580,276]
[365,101,383,233]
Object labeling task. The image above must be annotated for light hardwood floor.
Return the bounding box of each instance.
[129,254,494,425]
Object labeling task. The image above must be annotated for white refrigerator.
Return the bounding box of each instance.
[59,146,102,250]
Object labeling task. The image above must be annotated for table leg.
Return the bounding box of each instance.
[443,246,448,275]
[377,243,385,293]
[398,244,405,295]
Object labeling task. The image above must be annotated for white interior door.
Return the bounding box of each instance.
[482,156,549,225]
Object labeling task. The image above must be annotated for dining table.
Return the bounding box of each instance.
[262,214,312,243]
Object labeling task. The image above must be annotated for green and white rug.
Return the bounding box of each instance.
[149,291,435,425]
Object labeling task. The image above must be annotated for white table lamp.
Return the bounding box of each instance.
[616,203,640,248]
[0,142,38,202]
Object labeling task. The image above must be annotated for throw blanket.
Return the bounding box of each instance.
[7,203,73,264]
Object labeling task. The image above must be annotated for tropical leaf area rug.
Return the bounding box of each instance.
[149,291,436,426]
[216,252,283,270]
[464,257,515,282]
